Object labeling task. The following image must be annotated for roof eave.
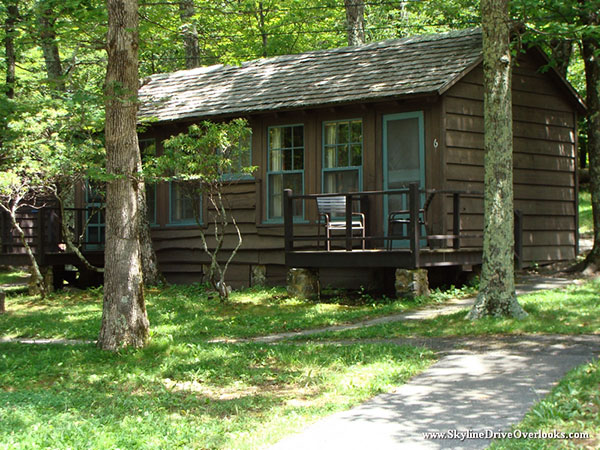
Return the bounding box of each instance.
[437,56,483,96]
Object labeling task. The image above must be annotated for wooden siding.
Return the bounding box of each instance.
[144,99,443,285]
[443,50,578,263]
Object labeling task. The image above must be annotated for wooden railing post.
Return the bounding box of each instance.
[409,183,420,267]
[514,209,523,270]
[345,193,353,251]
[452,193,461,250]
[283,189,293,252]
[360,195,370,248]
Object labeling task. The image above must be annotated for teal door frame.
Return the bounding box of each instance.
[382,111,426,247]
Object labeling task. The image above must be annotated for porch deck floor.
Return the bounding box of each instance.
[285,247,482,268]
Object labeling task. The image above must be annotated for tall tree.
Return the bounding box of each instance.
[179,0,200,68]
[3,0,17,99]
[98,0,149,350]
[576,1,600,270]
[468,0,527,319]
[345,0,365,46]
[36,0,65,92]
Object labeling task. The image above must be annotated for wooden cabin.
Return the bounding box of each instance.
[132,28,584,288]
[3,28,581,289]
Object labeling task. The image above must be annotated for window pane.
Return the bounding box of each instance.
[270,149,282,171]
[337,122,349,144]
[268,174,283,218]
[351,144,362,167]
[267,125,305,220]
[283,127,292,148]
[324,146,335,168]
[293,126,304,147]
[171,182,198,223]
[325,124,336,146]
[351,121,362,143]
[338,144,349,167]
[286,173,303,217]
[283,149,292,171]
[324,170,359,194]
[269,127,282,149]
[293,149,303,170]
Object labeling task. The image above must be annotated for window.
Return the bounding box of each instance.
[139,139,157,224]
[222,131,252,180]
[169,181,201,225]
[267,124,304,220]
[322,120,362,194]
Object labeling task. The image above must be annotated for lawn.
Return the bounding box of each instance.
[579,190,593,236]
[490,358,600,449]
[0,281,475,342]
[0,269,29,286]
[291,280,600,341]
[0,340,433,449]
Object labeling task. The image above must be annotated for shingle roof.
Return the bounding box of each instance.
[138,28,483,123]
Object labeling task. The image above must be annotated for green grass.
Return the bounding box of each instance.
[0,269,29,285]
[0,283,474,341]
[579,190,593,236]
[490,358,600,449]
[0,341,434,449]
[292,281,600,341]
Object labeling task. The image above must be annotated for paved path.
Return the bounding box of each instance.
[212,274,582,344]
[270,335,600,450]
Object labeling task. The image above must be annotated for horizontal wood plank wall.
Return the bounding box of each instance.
[443,52,577,264]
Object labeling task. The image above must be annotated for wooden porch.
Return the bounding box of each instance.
[283,184,524,270]
[0,207,104,286]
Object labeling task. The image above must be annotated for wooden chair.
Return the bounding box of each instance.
[317,196,365,250]
[387,192,435,249]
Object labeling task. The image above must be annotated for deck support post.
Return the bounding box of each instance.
[395,268,429,299]
[409,183,420,267]
[287,268,319,300]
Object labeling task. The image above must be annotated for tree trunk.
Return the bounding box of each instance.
[98,0,149,351]
[344,0,365,46]
[0,203,47,298]
[179,0,200,69]
[468,0,527,319]
[550,39,572,79]
[582,35,600,268]
[4,0,17,99]
[36,1,65,92]
[138,183,163,285]
[257,2,268,57]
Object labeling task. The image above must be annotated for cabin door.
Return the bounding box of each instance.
[382,111,425,247]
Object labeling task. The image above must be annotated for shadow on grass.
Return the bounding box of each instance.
[0,341,433,449]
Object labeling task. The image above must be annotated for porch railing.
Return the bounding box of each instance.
[283,183,523,267]
[0,206,105,264]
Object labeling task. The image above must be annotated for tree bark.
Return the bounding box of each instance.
[138,183,163,285]
[344,0,365,46]
[550,39,572,79]
[98,0,149,351]
[4,0,18,99]
[468,0,527,319]
[178,0,200,69]
[36,1,65,92]
[582,35,600,268]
